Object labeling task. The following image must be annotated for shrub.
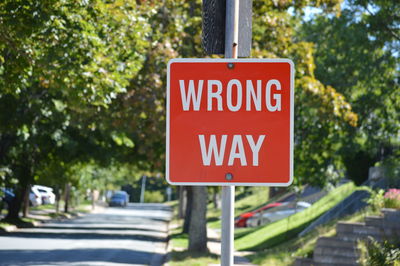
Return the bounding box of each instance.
[367,189,385,211]
[359,237,400,266]
[367,189,400,211]
[144,191,164,203]
[384,189,400,209]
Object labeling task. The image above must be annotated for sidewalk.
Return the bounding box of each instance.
[166,222,255,265]
[207,227,256,266]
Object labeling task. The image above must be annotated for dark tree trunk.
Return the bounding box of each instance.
[178,186,185,219]
[6,191,23,220]
[64,183,71,213]
[182,186,193,234]
[55,186,60,213]
[5,181,29,221]
[22,185,30,217]
[188,186,208,253]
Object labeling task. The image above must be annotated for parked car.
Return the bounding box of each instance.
[0,188,15,213]
[30,187,42,206]
[246,201,311,227]
[33,185,56,205]
[235,202,283,227]
[109,191,129,207]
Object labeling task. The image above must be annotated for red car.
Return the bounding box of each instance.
[235,202,283,227]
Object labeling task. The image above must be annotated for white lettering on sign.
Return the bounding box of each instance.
[266,79,281,111]
[198,135,227,166]
[246,80,261,111]
[207,80,223,111]
[179,80,203,111]
[198,134,266,166]
[227,79,242,112]
[179,79,282,112]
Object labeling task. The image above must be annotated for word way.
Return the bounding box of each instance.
[198,134,266,166]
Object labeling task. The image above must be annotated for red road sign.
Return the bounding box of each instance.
[166,59,294,186]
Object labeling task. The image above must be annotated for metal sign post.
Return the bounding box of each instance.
[221,1,239,265]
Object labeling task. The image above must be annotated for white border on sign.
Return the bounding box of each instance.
[166,58,295,187]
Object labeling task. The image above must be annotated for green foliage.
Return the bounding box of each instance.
[383,189,400,209]
[367,189,386,211]
[2,0,396,219]
[235,187,270,215]
[366,189,400,211]
[384,198,400,210]
[144,190,164,203]
[252,0,359,186]
[0,0,151,217]
[300,1,400,184]
[377,154,400,187]
[359,237,400,266]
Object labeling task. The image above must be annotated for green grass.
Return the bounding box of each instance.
[168,219,219,265]
[0,222,13,230]
[235,187,270,215]
[166,200,179,208]
[206,187,277,230]
[168,187,280,264]
[30,204,55,211]
[235,182,361,251]
[0,216,39,229]
[170,224,189,249]
[247,206,378,265]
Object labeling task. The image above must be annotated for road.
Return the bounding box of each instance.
[0,203,172,266]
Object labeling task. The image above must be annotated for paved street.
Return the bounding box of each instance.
[0,203,172,266]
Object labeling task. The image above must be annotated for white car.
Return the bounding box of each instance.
[33,185,56,205]
[30,188,43,206]
[246,201,311,227]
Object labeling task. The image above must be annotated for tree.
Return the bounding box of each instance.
[249,0,359,186]
[188,186,208,252]
[300,0,400,184]
[0,0,150,220]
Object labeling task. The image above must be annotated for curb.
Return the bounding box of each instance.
[164,220,178,266]
[0,224,17,233]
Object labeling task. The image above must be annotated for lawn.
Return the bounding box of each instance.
[168,187,272,265]
[207,187,272,229]
[247,206,377,265]
[235,182,360,251]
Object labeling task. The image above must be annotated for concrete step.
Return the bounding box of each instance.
[316,236,356,249]
[314,254,359,265]
[382,208,400,221]
[365,216,384,227]
[314,245,360,259]
[336,222,383,240]
[364,217,400,240]
[365,216,400,229]
[339,232,383,242]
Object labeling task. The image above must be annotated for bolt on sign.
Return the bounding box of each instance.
[166,59,294,186]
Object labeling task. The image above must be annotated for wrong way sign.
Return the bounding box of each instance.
[166,59,294,186]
